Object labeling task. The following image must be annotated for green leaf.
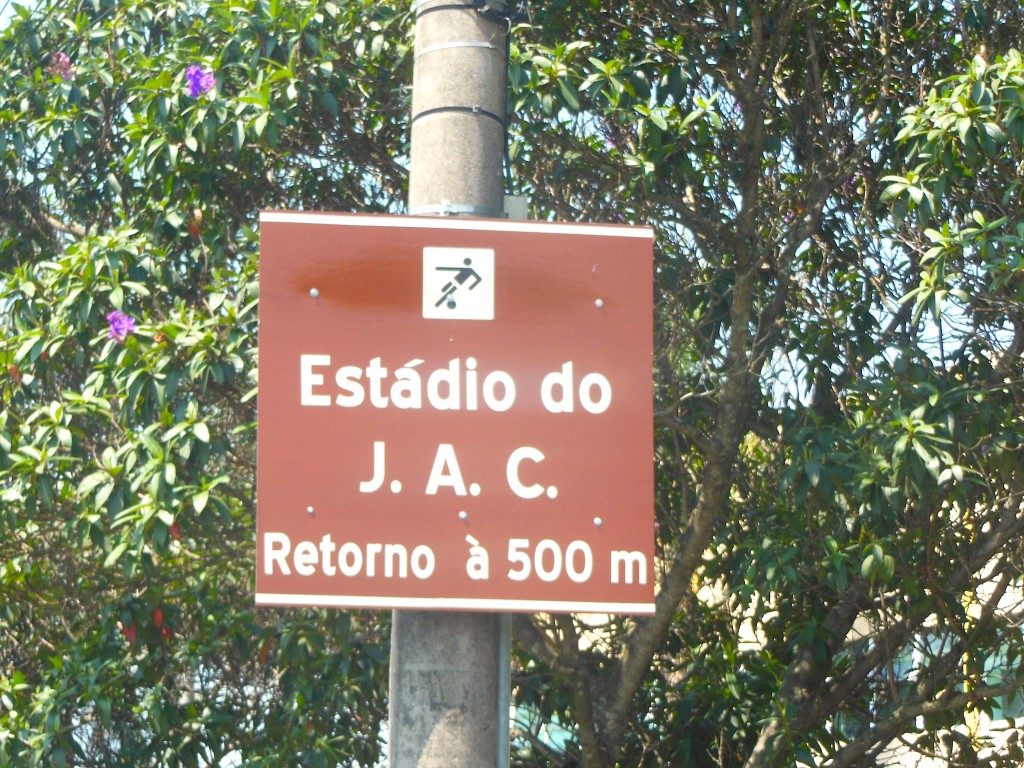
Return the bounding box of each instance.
[983,121,1006,142]
[253,111,269,136]
[957,116,972,142]
[141,433,162,458]
[879,555,895,582]
[103,542,128,568]
[321,92,339,118]
[79,471,110,498]
[911,438,933,465]
[806,460,822,487]
[881,182,906,201]
[557,78,580,111]
[861,552,875,580]
[98,697,112,726]
[121,281,151,297]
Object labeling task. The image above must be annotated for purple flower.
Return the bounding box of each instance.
[47,51,74,81]
[185,64,215,98]
[106,310,136,342]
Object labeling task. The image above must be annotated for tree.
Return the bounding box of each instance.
[0,2,405,765]
[2,1,1023,767]
[508,2,1024,766]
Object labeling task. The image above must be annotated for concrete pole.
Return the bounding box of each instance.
[389,2,511,767]
[406,1,508,217]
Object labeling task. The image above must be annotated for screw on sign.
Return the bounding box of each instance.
[256,212,655,614]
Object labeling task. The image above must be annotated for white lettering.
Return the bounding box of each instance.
[366,357,389,408]
[298,355,523,413]
[534,539,562,582]
[541,362,613,414]
[334,365,364,407]
[392,359,423,409]
[411,546,436,579]
[466,535,489,580]
[427,358,460,410]
[300,355,331,406]
[507,446,545,499]
[293,540,318,576]
[482,370,516,411]
[611,550,647,585]
[565,540,593,582]
[338,542,362,576]
[264,532,292,575]
[319,534,337,576]
[366,542,383,577]
[579,372,612,414]
[465,357,478,411]
[541,362,574,413]
[425,444,467,495]
[261,533,434,580]
[507,538,531,581]
[359,441,387,494]
[384,543,409,578]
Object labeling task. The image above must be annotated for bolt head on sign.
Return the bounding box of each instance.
[256,212,655,614]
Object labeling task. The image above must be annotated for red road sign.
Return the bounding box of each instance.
[256,212,655,613]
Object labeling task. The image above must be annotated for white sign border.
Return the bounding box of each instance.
[256,592,656,615]
[260,211,655,239]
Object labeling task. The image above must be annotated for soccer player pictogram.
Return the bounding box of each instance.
[434,258,483,309]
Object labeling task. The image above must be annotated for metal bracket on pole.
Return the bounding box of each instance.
[474,1,529,24]
[503,194,528,219]
[409,200,495,216]
[411,104,505,128]
[415,40,498,59]
[411,0,474,18]
[412,0,528,23]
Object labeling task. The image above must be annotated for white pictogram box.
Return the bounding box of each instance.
[422,247,495,320]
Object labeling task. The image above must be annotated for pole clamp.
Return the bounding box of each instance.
[474,1,528,24]
[412,1,475,18]
[409,201,497,217]
[415,41,499,59]
[411,104,505,128]
[412,0,528,24]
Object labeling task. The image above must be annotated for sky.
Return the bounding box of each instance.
[0,1,17,26]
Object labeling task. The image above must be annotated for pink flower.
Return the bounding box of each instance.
[47,51,74,81]
[106,310,136,342]
[185,64,215,98]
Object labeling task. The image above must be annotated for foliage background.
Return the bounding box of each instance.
[1,1,1023,767]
